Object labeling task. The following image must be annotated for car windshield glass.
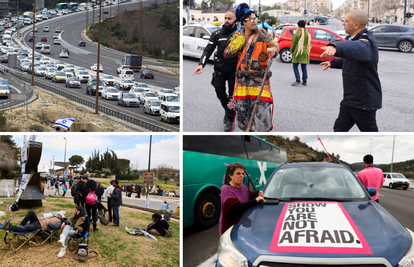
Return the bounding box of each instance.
[146,93,157,97]
[124,94,136,98]
[108,89,118,93]
[56,72,65,76]
[166,96,179,102]
[124,80,134,84]
[92,81,104,86]
[0,80,9,85]
[105,76,114,79]
[71,78,80,82]
[137,83,149,88]
[151,101,161,106]
[164,90,174,94]
[0,85,9,90]
[80,71,88,75]
[263,166,367,200]
[391,173,406,179]
[134,88,144,92]
[169,106,180,112]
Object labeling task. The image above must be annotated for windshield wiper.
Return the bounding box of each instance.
[263,197,282,204]
[288,197,352,202]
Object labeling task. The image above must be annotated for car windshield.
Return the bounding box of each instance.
[107,88,118,93]
[166,96,179,102]
[104,75,114,79]
[163,89,174,94]
[145,71,153,74]
[55,72,65,76]
[169,106,180,112]
[145,92,157,97]
[124,80,134,84]
[133,88,144,92]
[71,78,80,82]
[136,83,149,88]
[0,80,9,85]
[150,101,161,106]
[263,166,367,201]
[0,85,9,90]
[66,65,74,68]
[124,94,136,98]
[391,173,406,179]
[92,81,104,86]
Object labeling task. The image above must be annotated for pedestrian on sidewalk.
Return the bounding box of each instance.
[62,181,67,197]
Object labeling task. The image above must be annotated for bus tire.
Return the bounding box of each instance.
[194,192,220,230]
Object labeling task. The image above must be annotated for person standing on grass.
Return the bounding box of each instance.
[110,180,122,227]
[105,180,115,223]
[291,20,311,86]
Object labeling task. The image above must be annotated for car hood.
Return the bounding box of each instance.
[123,97,138,101]
[231,201,412,266]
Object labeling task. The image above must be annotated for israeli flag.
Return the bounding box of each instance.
[54,118,74,130]
[146,195,150,209]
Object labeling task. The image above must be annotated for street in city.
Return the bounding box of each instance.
[183,18,414,132]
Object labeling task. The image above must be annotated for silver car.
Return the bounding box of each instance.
[143,100,161,115]
[118,93,140,107]
[370,24,414,52]
[101,87,119,100]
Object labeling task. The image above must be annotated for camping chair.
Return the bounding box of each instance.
[0,223,41,253]
[37,228,59,246]
[68,216,90,253]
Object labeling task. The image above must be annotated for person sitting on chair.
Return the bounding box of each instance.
[57,206,86,258]
[2,211,63,232]
[144,213,171,237]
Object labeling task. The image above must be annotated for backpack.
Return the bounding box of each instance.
[86,189,97,205]
[71,184,77,197]
[63,184,67,192]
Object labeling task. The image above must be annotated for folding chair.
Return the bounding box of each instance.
[0,223,41,253]
[37,228,59,246]
[68,216,90,253]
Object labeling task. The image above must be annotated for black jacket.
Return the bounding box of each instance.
[111,186,123,206]
[199,24,238,73]
[329,28,382,110]
[147,219,169,236]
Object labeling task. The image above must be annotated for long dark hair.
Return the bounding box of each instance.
[74,205,85,219]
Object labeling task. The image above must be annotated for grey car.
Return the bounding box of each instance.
[143,100,161,115]
[118,93,140,107]
[370,24,414,52]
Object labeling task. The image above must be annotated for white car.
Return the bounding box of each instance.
[134,82,151,91]
[34,66,48,76]
[116,65,130,74]
[141,91,159,104]
[119,79,135,90]
[0,84,10,99]
[54,39,61,45]
[65,64,76,73]
[45,68,55,79]
[59,51,68,58]
[157,89,175,99]
[101,75,116,86]
[90,63,103,72]
[383,172,410,189]
[21,62,30,72]
[43,26,49,32]
[119,69,135,79]
[182,24,220,60]
[143,100,161,115]
[39,57,51,65]
[101,87,119,100]
[129,87,149,102]
[62,68,73,77]
[75,67,87,75]
[76,71,91,83]
[55,61,65,70]
[159,93,180,103]
[35,42,43,49]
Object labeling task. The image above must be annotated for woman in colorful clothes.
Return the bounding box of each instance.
[219,162,264,236]
[57,206,86,258]
[224,3,278,132]
[61,181,67,197]
[291,20,311,86]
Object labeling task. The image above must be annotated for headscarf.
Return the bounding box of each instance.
[235,3,257,23]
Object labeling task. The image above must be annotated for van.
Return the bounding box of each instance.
[119,69,135,79]
[41,44,51,54]
[383,172,410,189]
[160,102,180,124]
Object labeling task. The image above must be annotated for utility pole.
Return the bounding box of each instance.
[148,135,152,172]
[390,135,395,173]
[403,0,408,25]
[31,0,35,86]
[95,0,102,115]
[140,0,142,54]
[63,137,67,175]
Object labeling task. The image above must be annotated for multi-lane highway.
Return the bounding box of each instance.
[3,0,179,131]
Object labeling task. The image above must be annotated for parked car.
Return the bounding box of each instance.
[140,70,154,79]
[182,24,220,60]
[370,24,414,52]
[215,162,414,267]
[143,100,161,115]
[382,172,410,189]
[118,93,140,107]
[278,26,345,63]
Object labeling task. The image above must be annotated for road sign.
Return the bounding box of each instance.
[144,172,154,184]
[161,50,165,55]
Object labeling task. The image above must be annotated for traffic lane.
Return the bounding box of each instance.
[183,224,219,267]
[379,187,414,230]
[183,47,414,132]
[3,64,179,131]
[24,12,178,89]
[183,188,414,267]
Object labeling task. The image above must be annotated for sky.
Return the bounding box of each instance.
[283,135,414,164]
[12,134,180,173]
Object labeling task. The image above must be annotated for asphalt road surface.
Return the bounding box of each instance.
[183,18,414,132]
[4,0,180,131]
[183,184,414,267]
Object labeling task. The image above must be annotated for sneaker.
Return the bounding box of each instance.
[112,224,119,227]
[291,81,300,86]
[93,228,99,231]
[2,218,11,230]
[302,82,307,86]
[223,114,227,124]
[57,246,67,258]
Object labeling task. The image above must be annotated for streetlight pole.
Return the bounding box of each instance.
[63,137,67,175]
[95,0,102,114]
[31,0,36,86]
[390,135,395,173]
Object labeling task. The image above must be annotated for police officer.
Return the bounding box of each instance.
[320,9,381,132]
[193,11,238,132]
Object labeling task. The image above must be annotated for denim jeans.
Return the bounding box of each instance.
[62,225,76,246]
[113,205,120,225]
[292,63,308,83]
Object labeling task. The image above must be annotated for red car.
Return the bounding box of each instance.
[277,26,345,63]
[41,36,47,42]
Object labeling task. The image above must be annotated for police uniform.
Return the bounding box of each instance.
[328,28,382,132]
[198,24,238,129]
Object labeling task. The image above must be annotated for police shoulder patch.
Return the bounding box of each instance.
[359,38,369,42]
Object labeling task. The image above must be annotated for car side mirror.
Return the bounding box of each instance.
[203,35,209,40]
[366,187,377,197]
[335,38,342,41]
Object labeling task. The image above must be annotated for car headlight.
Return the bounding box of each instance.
[217,226,248,267]
[398,228,414,267]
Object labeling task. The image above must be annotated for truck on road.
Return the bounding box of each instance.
[124,54,142,72]
[23,11,34,19]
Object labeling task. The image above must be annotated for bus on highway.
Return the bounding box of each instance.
[183,135,287,230]
[319,15,328,25]
[56,3,68,10]
[67,2,79,11]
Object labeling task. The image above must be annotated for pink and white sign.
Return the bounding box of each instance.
[269,202,372,255]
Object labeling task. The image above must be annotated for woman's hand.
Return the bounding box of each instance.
[258,190,264,197]
[60,223,65,230]
[256,195,265,203]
